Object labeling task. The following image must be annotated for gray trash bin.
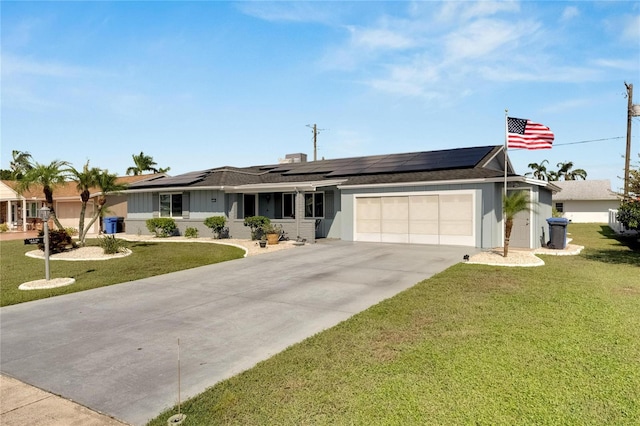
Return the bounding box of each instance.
[546,217,569,249]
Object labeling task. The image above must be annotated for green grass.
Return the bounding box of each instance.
[0,239,245,307]
[148,224,640,425]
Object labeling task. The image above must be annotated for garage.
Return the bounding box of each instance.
[354,191,476,246]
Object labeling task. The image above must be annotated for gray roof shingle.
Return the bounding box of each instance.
[553,180,620,201]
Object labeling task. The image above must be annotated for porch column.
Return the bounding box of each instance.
[22,198,27,230]
[6,201,11,228]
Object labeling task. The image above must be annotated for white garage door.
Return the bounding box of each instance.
[355,193,475,246]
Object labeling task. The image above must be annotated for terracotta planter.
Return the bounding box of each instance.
[266,233,279,245]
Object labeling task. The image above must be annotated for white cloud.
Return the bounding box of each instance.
[593,58,638,70]
[437,1,520,23]
[561,6,580,22]
[541,98,594,114]
[621,14,640,42]
[348,26,415,51]
[236,2,335,24]
[444,18,538,61]
[1,54,89,78]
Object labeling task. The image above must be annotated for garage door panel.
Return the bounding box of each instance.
[381,197,408,234]
[355,193,475,247]
[356,198,381,233]
[409,196,438,236]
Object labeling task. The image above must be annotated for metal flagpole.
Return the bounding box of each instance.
[504,109,508,200]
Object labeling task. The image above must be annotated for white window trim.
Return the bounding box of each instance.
[305,191,325,219]
[282,193,295,218]
[160,192,183,218]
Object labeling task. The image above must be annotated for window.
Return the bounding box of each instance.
[243,194,256,218]
[160,193,182,218]
[283,193,295,218]
[555,202,564,213]
[304,192,324,218]
[25,202,39,218]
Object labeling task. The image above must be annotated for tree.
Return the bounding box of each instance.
[556,161,587,181]
[80,170,128,242]
[16,159,70,230]
[10,150,33,179]
[69,161,101,245]
[525,160,550,180]
[616,200,640,231]
[503,191,531,257]
[626,153,640,198]
[126,151,169,175]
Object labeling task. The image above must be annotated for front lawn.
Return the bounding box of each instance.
[149,224,640,425]
[0,239,245,307]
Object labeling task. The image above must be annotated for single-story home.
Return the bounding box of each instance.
[552,180,621,223]
[1,174,161,233]
[125,145,560,249]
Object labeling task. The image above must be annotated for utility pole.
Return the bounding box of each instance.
[624,82,633,198]
[306,123,325,161]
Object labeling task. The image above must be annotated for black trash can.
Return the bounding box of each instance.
[116,217,125,233]
[546,217,569,249]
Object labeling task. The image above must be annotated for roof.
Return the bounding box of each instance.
[1,174,164,201]
[128,145,514,191]
[552,180,620,201]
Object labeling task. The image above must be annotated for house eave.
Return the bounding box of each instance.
[122,186,225,194]
[338,175,556,190]
[226,180,348,193]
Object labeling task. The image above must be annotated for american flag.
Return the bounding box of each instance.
[507,117,554,150]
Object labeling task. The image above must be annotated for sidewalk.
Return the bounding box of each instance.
[0,375,128,426]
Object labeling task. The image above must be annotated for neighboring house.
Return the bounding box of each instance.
[0,174,162,233]
[552,179,621,223]
[126,145,559,249]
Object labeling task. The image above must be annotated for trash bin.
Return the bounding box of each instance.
[116,217,125,233]
[103,217,118,234]
[546,217,569,249]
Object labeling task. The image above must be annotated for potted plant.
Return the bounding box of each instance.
[244,216,270,241]
[263,223,282,245]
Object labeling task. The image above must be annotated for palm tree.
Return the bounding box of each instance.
[525,160,550,180]
[126,151,159,175]
[10,150,33,179]
[80,170,128,242]
[556,161,587,181]
[16,159,70,230]
[69,161,101,244]
[503,191,531,257]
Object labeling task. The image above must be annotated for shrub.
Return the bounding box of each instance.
[0,223,8,233]
[146,218,177,237]
[244,216,270,240]
[185,227,199,238]
[37,230,75,254]
[65,227,78,236]
[99,235,125,254]
[617,200,640,231]
[204,216,226,239]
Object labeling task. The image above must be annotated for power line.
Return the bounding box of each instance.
[553,136,625,147]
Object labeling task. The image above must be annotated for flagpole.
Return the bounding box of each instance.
[504,109,508,200]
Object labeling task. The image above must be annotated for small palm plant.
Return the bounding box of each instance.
[503,191,531,257]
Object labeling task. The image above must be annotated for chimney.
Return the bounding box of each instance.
[278,153,307,164]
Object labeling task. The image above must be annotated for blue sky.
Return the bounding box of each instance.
[2,1,639,191]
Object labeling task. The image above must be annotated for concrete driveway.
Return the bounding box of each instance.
[0,240,475,425]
